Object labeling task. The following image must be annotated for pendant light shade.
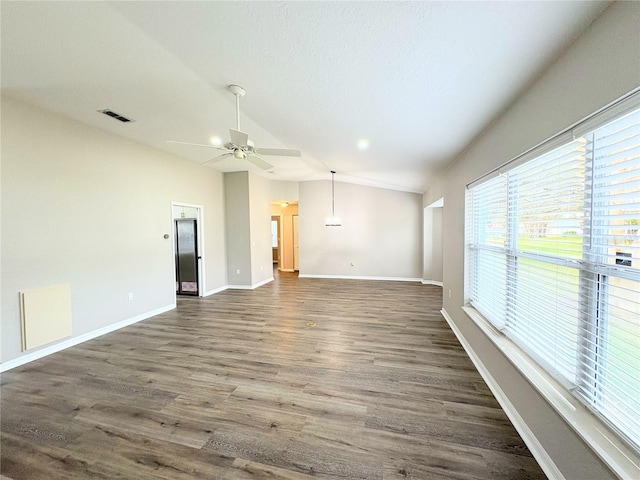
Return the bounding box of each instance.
[325,170,342,226]
[325,215,342,226]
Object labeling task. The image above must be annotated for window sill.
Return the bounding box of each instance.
[446,305,640,480]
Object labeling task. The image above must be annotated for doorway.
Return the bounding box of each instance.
[271,215,282,270]
[172,203,204,297]
[423,198,443,285]
[270,202,298,272]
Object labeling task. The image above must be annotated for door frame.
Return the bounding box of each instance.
[171,202,205,300]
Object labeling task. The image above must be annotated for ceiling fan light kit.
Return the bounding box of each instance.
[168,84,301,170]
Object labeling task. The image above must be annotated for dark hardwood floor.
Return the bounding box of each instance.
[1,271,546,479]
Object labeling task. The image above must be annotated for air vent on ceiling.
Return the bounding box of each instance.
[98,109,134,123]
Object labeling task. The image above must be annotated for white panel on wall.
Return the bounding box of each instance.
[20,284,72,351]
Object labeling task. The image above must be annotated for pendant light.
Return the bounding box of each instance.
[325,171,342,226]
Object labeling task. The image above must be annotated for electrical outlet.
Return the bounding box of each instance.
[128,292,134,301]
[236,269,240,275]
[448,289,452,298]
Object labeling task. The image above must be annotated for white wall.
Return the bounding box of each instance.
[299,180,422,279]
[425,3,640,478]
[270,180,299,202]
[1,96,227,364]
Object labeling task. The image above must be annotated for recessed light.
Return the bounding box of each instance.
[210,136,222,146]
[357,139,369,150]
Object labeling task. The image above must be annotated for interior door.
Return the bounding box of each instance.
[293,214,299,271]
[175,219,199,296]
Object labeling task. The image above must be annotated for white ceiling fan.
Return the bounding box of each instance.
[168,85,301,170]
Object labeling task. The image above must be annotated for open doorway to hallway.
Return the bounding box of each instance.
[270,201,298,272]
[423,197,443,286]
[271,215,281,269]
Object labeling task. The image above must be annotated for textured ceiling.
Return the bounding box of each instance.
[1,1,609,193]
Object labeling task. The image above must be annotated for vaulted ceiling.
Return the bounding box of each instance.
[1,1,609,193]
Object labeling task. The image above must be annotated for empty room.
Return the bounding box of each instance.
[1,2,639,479]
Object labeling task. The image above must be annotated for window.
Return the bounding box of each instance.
[466,101,640,452]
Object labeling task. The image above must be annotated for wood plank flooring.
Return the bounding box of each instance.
[1,271,547,479]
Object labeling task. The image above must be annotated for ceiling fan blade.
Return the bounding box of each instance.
[201,152,233,165]
[229,128,249,147]
[254,148,302,157]
[246,154,274,170]
[167,140,228,151]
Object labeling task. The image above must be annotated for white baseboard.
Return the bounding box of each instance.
[253,277,274,288]
[421,280,443,286]
[203,285,228,296]
[227,277,274,290]
[298,274,422,282]
[440,308,564,480]
[0,303,176,373]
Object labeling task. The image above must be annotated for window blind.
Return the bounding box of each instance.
[466,106,640,451]
[576,108,640,445]
[466,174,508,329]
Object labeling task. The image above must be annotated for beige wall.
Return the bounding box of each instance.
[1,96,227,364]
[425,3,640,478]
[299,180,423,279]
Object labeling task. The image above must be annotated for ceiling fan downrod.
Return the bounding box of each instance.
[229,85,246,132]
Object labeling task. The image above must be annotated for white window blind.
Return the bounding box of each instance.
[466,174,508,328]
[466,105,640,451]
